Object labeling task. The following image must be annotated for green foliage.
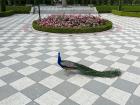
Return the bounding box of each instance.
[0,6,31,17]
[0,0,6,12]
[122,5,140,12]
[6,6,31,13]
[112,10,140,17]
[96,5,118,13]
[96,5,140,13]
[32,20,112,33]
[0,10,14,17]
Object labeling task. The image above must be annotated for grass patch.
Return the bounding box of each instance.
[112,10,140,18]
[32,20,113,33]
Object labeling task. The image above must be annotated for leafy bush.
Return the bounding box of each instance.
[96,5,140,13]
[122,5,140,12]
[0,10,14,17]
[0,6,31,17]
[6,6,31,14]
[32,20,112,33]
[112,10,140,17]
[96,5,118,13]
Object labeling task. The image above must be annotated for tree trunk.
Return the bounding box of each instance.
[62,0,67,7]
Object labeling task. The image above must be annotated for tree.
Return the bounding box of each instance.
[62,0,67,7]
[34,0,41,19]
[0,0,6,12]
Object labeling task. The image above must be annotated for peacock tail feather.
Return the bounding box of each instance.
[75,63,121,78]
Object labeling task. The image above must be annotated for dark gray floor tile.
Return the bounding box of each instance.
[54,70,72,80]
[21,83,49,100]
[9,62,29,71]
[1,72,24,83]
[26,101,40,105]
[97,59,114,66]
[112,78,137,93]
[126,95,140,105]
[117,58,134,65]
[83,80,109,95]
[32,62,49,70]
[93,97,119,105]
[128,66,140,75]
[16,55,31,61]
[28,71,50,82]
[53,81,80,97]
[60,99,80,105]
[0,85,17,101]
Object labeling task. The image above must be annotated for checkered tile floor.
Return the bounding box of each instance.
[0,14,140,105]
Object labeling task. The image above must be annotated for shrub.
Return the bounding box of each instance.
[0,10,14,17]
[96,5,140,13]
[96,5,118,13]
[122,5,140,12]
[32,19,112,33]
[6,6,31,14]
[0,6,31,17]
[112,10,140,17]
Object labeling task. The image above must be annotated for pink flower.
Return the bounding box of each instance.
[37,15,106,28]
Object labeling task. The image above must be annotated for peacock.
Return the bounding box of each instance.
[57,52,121,78]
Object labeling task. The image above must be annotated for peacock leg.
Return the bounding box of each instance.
[65,69,71,76]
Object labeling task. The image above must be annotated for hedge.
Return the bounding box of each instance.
[32,20,113,33]
[112,10,140,18]
[6,6,31,14]
[96,5,118,13]
[0,10,14,17]
[0,6,31,17]
[96,5,140,13]
[122,5,140,12]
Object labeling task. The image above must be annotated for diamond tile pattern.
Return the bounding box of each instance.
[0,13,140,105]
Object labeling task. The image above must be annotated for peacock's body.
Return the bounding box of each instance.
[57,52,121,78]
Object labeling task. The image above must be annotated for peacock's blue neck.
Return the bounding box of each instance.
[57,52,62,66]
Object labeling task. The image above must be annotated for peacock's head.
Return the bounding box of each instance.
[57,52,62,65]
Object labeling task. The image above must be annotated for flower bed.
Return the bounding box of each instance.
[32,15,112,33]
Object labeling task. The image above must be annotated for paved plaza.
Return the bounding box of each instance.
[0,14,140,105]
